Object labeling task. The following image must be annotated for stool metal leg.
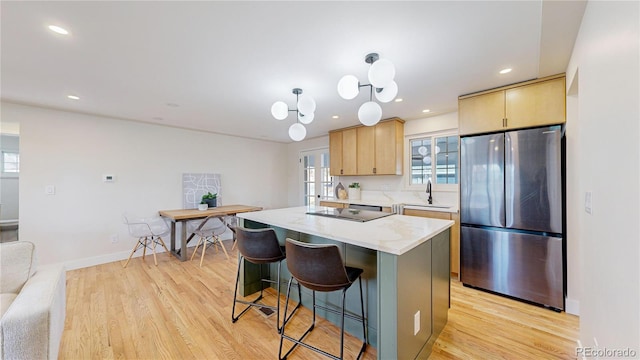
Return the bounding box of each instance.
[232,258,301,332]
[279,276,368,360]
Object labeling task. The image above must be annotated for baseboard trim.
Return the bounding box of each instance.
[63,233,234,271]
[565,297,580,315]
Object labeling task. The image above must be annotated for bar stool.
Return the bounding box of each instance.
[232,227,301,331]
[279,238,367,360]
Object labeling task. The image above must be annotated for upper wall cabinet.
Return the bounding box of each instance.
[330,118,404,176]
[458,74,566,136]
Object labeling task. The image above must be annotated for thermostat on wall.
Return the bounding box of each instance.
[103,174,116,183]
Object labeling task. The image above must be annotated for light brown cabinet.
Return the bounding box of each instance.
[458,74,566,136]
[329,118,404,176]
[403,208,460,278]
[330,129,357,175]
[319,201,347,208]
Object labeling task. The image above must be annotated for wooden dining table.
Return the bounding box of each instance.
[159,204,262,261]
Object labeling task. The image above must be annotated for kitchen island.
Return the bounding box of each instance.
[237,206,453,360]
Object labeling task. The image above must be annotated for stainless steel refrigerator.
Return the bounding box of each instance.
[460,125,565,310]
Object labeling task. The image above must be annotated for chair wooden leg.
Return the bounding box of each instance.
[151,239,158,266]
[191,237,203,262]
[123,238,143,268]
[216,236,230,260]
[157,236,170,255]
[142,237,148,260]
[199,239,207,267]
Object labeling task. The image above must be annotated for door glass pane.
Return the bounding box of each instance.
[301,149,333,206]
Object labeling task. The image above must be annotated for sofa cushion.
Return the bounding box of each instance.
[0,293,17,318]
[0,241,36,294]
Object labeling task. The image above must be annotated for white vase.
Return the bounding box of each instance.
[348,188,361,200]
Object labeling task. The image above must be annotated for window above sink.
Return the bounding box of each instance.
[405,131,459,192]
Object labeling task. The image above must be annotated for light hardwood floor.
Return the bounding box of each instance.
[60,241,578,359]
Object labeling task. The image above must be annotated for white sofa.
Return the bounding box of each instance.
[0,241,66,360]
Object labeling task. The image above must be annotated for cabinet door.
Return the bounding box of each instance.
[506,77,566,129]
[356,126,375,175]
[403,209,451,220]
[403,209,459,277]
[329,131,342,176]
[375,120,403,175]
[458,91,505,135]
[342,128,358,175]
[319,201,346,208]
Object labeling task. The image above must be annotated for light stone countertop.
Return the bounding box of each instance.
[237,206,454,256]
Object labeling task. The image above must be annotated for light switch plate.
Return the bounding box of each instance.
[45,185,55,195]
[585,191,592,214]
[414,311,420,335]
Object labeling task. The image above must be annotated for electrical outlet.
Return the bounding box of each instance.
[45,185,55,195]
[110,234,119,243]
[414,311,420,335]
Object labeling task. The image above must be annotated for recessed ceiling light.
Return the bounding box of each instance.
[48,25,69,35]
[332,115,339,119]
[499,68,512,74]
[422,109,431,113]
[67,95,79,100]
[394,98,403,102]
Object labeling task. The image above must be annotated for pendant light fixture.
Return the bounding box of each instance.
[271,88,316,141]
[337,53,398,126]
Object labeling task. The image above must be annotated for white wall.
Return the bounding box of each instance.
[1,134,19,220]
[566,0,639,351]
[5,102,289,266]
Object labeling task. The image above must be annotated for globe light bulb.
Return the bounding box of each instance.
[337,75,360,100]
[297,95,316,115]
[374,80,398,103]
[418,146,428,156]
[289,123,306,141]
[298,111,314,125]
[423,156,432,165]
[368,58,395,88]
[358,101,382,126]
[271,101,288,120]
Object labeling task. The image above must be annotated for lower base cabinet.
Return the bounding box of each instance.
[403,209,460,279]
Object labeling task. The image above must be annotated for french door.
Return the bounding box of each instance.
[300,148,333,206]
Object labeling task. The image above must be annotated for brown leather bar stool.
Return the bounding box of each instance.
[279,238,367,360]
[232,227,301,331]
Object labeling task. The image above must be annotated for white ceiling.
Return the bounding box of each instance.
[1,1,586,143]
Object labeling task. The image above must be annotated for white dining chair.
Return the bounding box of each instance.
[122,213,171,268]
[187,215,230,266]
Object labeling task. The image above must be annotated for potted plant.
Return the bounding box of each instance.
[348,183,361,200]
[201,192,217,208]
[198,201,208,211]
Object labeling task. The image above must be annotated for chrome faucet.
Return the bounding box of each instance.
[426,179,433,204]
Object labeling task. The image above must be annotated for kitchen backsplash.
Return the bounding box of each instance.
[333,175,459,208]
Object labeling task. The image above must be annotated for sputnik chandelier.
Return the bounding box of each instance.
[337,52,398,126]
[271,88,316,141]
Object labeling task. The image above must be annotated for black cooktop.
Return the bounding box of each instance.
[306,208,393,222]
